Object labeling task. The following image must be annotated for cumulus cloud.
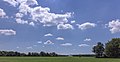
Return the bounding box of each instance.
[44,33,53,37]
[56,37,64,40]
[0,29,16,36]
[84,38,91,42]
[22,0,38,6]
[16,13,23,18]
[18,2,31,14]
[61,43,72,46]
[108,19,120,33]
[37,41,42,44]
[0,8,6,17]
[44,40,54,45]
[16,18,28,24]
[77,22,96,30]
[57,23,74,30]
[4,0,73,28]
[31,7,72,26]
[4,0,38,7]
[29,22,35,26]
[4,0,18,7]
[71,20,75,24]
[78,44,89,47]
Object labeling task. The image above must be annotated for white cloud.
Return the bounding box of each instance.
[4,0,18,7]
[44,33,53,37]
[78,44,89,47]
[104,24,108,28]
[71,20,75,24]
[108,19,120,33]
[16,13,23,18]
[44,40,54,45]
[15,0,26,4]
[56,37,64,40]
[22,0,38,6]
[26,46,33,49]
[57,23,74,30]
[18,3,31,14]
[29,22,35,26]
[0,8,6,17]
[61,43,72,46]
[16,18,28,24]
[4,0,73,27]
[37,41,42,44]
[31,6,72,26]
[84,38,91,42]
[16,13,29,26]
[4,0,38,7]
[0,29,16,36]
[77,22,96,30]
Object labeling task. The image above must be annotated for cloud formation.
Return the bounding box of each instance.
[16,18,28,24]
[16,13,23,18]
[29,22,35,26]
[4,0,18,7]
[44,40,54,45]
[84,38,91,42]
[0,29,16,36]
[71,20,75,24]
[44,33,53,37]
[4,0,38,7]
[57,23,74,30]
[31,7,72,27]
[37,41,42,44]
[77,22,96,30]
[0,8,6,17]
[4,0,72,28]
[108,19,120,33]
[56,37,64,40]
[61,43,72,46]
[78,44,89,47]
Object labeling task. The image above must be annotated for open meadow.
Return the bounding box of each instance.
[0,57,119,62]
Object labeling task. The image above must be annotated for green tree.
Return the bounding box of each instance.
[105,38,120,58]
[50,52,58,56]
[92,42,104,58]
[40,51,46,56]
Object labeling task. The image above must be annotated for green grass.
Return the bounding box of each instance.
[0,57,119,62]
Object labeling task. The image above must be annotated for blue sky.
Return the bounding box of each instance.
[0,0,120,55]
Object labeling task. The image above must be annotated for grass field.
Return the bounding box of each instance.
[0,57,119,62]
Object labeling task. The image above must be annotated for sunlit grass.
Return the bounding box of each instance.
[0,57,119,62]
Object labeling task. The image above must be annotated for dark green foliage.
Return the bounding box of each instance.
[0,51,58,57]
[92,42,104,58]
[93,38,120,58]
[105,38,120,58]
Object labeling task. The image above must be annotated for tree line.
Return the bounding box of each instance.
[93,38,120,58]
[0,51,58,57]
[0,38,119,58]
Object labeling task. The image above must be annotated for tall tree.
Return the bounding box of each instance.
[105,38,120,58]
[92,42,104,58]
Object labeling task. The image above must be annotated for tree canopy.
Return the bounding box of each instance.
[105,38,120,58]
[93,38,120,58]
[0,51,58,57]
[92,42,104,58]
